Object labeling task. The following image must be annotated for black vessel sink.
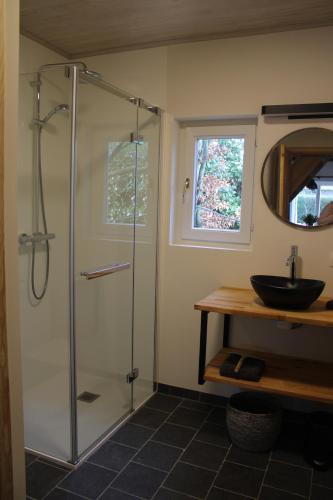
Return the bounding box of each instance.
[250,275,325,310]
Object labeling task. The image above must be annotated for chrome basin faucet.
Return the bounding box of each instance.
[286,245,298,281]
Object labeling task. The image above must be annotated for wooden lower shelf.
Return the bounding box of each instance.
[205,347,333,404]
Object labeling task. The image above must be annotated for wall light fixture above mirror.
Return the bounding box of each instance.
[261,128,333,230]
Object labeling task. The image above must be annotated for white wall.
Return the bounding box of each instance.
[162,27,333,402]
[86,27,333,406]
[83,46,168,110]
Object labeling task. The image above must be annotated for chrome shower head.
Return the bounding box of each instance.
[32,103,69,127]
[42,104,69,123]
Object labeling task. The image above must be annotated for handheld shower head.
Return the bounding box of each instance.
[32,103,70,127]
[42,103,69,123]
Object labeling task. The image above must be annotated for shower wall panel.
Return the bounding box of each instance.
[18,70,72,460]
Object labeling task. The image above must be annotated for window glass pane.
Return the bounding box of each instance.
[294,187,317,225]
[193,137,244,231]
[106,141,149,225]
[319,186,333,212]
[292,185,333,226]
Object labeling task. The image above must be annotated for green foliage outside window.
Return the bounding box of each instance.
[106,141,149,225]
[194,137,244,230]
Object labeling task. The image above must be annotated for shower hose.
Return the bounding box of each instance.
[31,126,49,300]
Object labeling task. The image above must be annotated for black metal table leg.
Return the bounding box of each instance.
[198,311,209,385]
[223,314,231,348]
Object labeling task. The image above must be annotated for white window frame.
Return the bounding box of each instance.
[177,124,256,246]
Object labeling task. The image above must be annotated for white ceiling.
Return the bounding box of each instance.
[20,0,333,58]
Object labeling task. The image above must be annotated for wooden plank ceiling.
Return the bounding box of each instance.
[20,0,333,58]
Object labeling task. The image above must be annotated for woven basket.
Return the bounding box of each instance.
[226,391,282,452]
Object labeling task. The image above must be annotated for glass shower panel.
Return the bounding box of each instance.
[18,69,71,460]
[75,78,136,455]
[133,107,160,408]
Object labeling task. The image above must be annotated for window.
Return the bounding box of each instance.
[290,181,333,226]
[175,124,256,246]
[106,140,149,226]
[92,126,158,243]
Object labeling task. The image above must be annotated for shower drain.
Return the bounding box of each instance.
[77,391,100,403]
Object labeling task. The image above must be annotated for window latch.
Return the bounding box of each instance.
[182,177,190,203]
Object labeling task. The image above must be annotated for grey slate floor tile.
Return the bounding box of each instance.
[180,399,212,413]
[112,462,166,499]
[26,461,69,500]
[87,441,137,471]
[215,462,264,498]
[207,487,253,499]
[271,421,309,468]
[206,407,227,425]
[167,407,207,429]
[154,488,196,499]
[164,462,215,498]
[110,423,154,448]
[264,461,311,498]
[195,422,231,448]
[181,440,227,471]
[26,392,327,500]
[133,440,182,472]
[226,445,270,470]
[259,485,306,500]
[153,423,196,449]
[313,467,333,490]
[59,462,116,499]
[99,488,141,499]
[25,452,39,467]
[145,394,182,413]
[311,484,333,500]
[44,489,87,499]
[129,407,168,429]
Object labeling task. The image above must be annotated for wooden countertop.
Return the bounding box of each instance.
[194,287,333,327]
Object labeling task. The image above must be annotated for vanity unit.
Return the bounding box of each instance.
[195,287,333,404]
[194,124,333,404]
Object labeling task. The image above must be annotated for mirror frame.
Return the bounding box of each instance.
[261,127,333,231]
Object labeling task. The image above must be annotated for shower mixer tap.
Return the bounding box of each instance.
[19,232,55,245]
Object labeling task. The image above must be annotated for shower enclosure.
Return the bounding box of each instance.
[18,62,160,464]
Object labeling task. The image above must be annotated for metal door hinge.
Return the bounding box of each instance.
[130,133,144,145]
[127,368,139,384]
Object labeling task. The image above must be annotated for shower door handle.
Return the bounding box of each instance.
[80,262,131,280]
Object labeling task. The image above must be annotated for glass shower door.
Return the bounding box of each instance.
[133,106,160,408]
[75,77,137,456]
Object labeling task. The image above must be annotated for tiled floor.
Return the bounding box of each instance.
[26,389,333,500]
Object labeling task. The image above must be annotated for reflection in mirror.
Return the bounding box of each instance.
[262,128,333,229]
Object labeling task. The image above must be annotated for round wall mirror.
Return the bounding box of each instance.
[261,127,333,229]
